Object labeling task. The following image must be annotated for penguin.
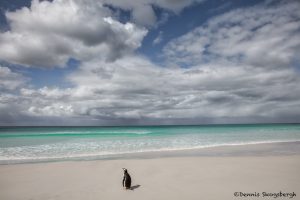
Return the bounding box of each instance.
[122,168,131,189]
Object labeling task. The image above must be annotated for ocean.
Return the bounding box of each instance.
[0,124,300,164]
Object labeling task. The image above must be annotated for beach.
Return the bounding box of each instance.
[1,0,300,199]
[1,142,299,200]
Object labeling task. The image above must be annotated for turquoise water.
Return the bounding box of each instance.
[0,124,300,164]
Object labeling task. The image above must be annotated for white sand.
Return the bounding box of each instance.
[1,154,299,200]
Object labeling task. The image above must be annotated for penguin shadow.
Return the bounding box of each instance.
[130,184,141,190]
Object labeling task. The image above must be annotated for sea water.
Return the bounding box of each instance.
[0,124,300,164]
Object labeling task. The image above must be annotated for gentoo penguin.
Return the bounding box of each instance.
[122,168,131,189]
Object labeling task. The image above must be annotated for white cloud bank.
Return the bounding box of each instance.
[0,0,300,125]
[0,0,147,67]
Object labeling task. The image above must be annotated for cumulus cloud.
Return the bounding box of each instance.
[3,54,300,125]
[163,1,300,68]
[0,0,208,68]
[0,66,28,90]
[103,0,205,26]
[0,0,147,67]
[131,4,157,27]
[1,0,300,125]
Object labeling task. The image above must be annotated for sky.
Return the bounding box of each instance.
[0,0,300,126]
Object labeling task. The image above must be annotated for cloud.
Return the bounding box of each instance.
[131,4,157,27]
[103,0,205,26]
[1,0,300,125]
[0,0,147,68]
[103,0,201,13]
[153,31,163,45]
[2,53,299,125]
[163,0,300,68]
[0,66,28,90]
[0,0,208,68]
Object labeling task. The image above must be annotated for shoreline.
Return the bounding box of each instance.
[1,156,299,200]
[1,141,300,165]
[1,141,299,200]
[112,140,300,159]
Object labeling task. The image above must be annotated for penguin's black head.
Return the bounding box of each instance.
[122,168,128,173]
